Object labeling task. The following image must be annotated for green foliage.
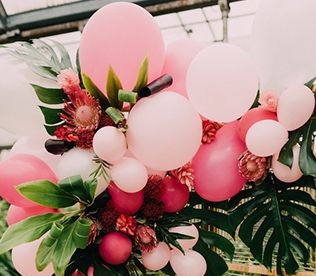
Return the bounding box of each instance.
[31,84,67,104]
[133,56,149,92]
[106,66,123,109]
[229,174,316,275]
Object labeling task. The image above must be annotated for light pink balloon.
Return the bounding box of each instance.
[110,157,148,193]
[246,120,288,157]
[187,43,259,122]
[162,38,206,97]
[169,225,199,250]
[80,2,165,92]
[0,154,58,207]
[192,122,247,202]
[7,205,57,226]
[272,144,303,183]
[142,242,171,271]
[277,85,315,131]
[12,237,54,276]
[93,126,127,163]
[170,249,207,276]
[127,92,202,171]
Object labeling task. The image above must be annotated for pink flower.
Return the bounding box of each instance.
[116,214,137,236]
[57,68,80,93]
[202,120,223,144]
[135,225,158,252]
[169,162,194,188]
[258,91,278,112]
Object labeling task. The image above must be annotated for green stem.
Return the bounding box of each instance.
[105,107,125,124]
[118,89,138,104]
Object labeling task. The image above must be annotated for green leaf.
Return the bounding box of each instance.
[82,72,110,109]
[133,56,149,92]
[278,130,301,168]
[76,49,84,88]
[59,175,89,203]
[39,106,63,125]
[29,65,58,80]
[52,218,92,276]
[106,66,123,109]
[36,222,64,271]
[31,84,67,104]
[17,180,78,208]
[299,117,316,176]
[83,178,98,202]
[229,174,316,275]
[52,40,73,69]
[0,213,63,254]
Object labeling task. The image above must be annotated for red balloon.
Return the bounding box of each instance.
[192,122,247,202]
[108,182,144,214]
[7,205,57,225]
[160,176,189,212]
[0,154,58,207]
[238,107,277,142]
[99,232,132,265]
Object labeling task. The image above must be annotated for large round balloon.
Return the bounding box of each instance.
[192,122,247,201]
[0,154,58,207]
[80,2,165,92]
[252,0,316,93]
[187,43,258,122]
[127,92,202,171]
[277,85,315,131]
[162,38,206,97]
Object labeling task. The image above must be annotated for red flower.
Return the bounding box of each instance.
[116,214,137,236]
[54,125,78,142]
[135,225,158,252]
[202,120,223,144]
[98,206,120,234]
[141,199,165,222]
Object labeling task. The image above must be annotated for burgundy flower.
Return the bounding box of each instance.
[54,125,79,142]
[169,162,194,188]
[135,225,158,252]
[116,214,137,236]
[99,113,116,128]
[202,120,223,144]
[144,175,163,200]
[98,206,120,234]
[75,129,95,149]
[141,199,165,222]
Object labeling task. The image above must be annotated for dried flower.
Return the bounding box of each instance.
[141,199,165,222]
[57,68,80,93]
[238,150,269,182]
[116,214,137,236]
[258,91,278,112]
[135,225,158,252]
[169,162,194,188]
[202,120,223,144]
[87,219,99,245]
[99,113,116,128]
[144,175,163,200]
[98,206,120,234]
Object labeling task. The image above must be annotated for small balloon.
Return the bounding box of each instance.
[246,120,288,157]
[272,144,303,183]
[169,225,199,250]
[170,249,207,276]
[187,43,258,122]
[141,242,171,271]
[277,85,315,131]
[110,157,148,193]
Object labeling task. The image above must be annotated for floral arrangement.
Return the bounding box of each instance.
[0,1,316,276]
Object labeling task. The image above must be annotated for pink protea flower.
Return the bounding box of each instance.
[238,150,269,182]
[169,162,194,188]
[60,89,101,131]
[116,214,137,236]
[202,120,223,144]
[135,225,158,252]
[258,91,278,112]
[57,68,80,93]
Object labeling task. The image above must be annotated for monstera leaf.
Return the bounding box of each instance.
[229,174,316,275]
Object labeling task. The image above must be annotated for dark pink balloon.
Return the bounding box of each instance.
[7,205,57,225]
[99,232,132,265]
[160,176,189,212]
[192,122,247,202]
[108,182,144,215]
[238,107,277,142]
[0,154,58,208]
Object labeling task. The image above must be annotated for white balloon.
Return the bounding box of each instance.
[169,225,199,250]
[277,85,315,131]
[142,242,171,271]
[252,0,316,93]
[57,148,96,180]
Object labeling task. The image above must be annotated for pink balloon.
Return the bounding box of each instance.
[7,205,57,226]
[0,154,58,207]
[169,225,199,250]
[110,157,148,193]
[277,85,315,131]
[187,43,259,122]
[93,126,127,163]
[246,120,288,157]
[142,242,171,271]
[170,249,207,276]
[272,144,303,183]
[192,122,247,202]
[12,237,54,276]
[80,2,165,92]
[238,107,277,142]
[162,39,206,97]
[127,92,202,170]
